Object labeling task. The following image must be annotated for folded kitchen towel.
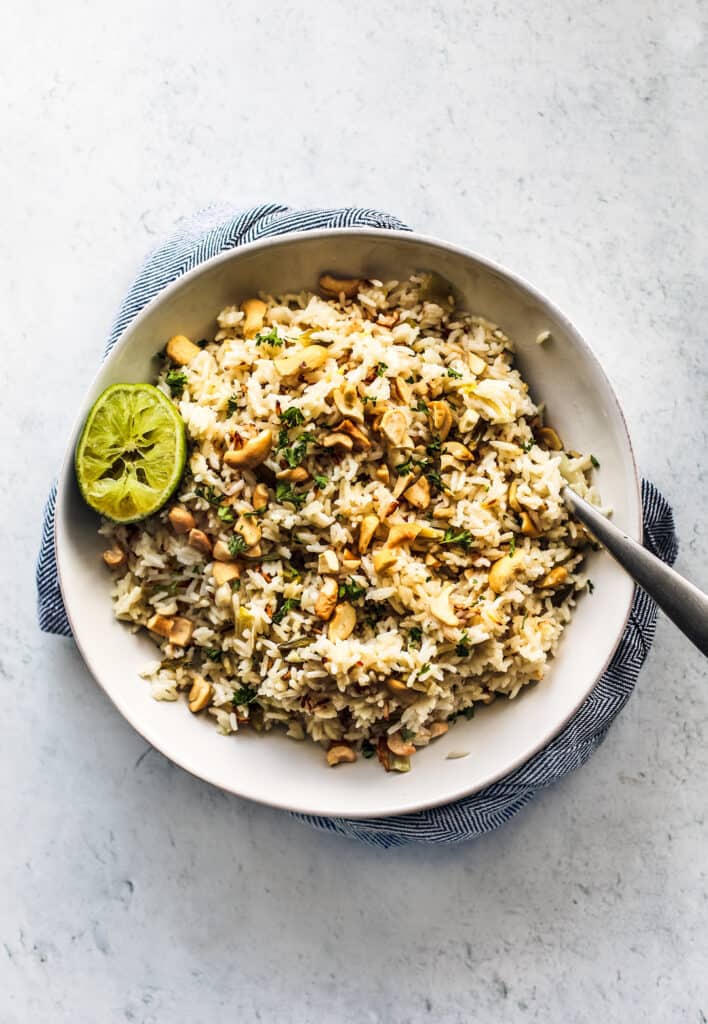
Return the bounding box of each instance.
[36,203,679,846]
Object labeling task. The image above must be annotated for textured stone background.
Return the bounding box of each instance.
[2,1,707,1021]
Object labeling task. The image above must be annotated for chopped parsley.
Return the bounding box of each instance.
[587,579,595,594]
[400,727,416,741]
[272,597,301,625]
[509,534,516,556]
[205,648,223,662]
[281,431,314,468]
[426,469,444,492]
[426,434,442,454]
[462,705,476,720]
[456,631,470,657]
[276,482,307,508]
[417,663,431,678]
[590,454,600,468]
[361,741,375,759]
[441,528,473,549]
[165,369,188,398]
[408,626,423,648]
[362,394,377,405]
[376,362,388,378]
[279,406,305,428]
[283,564,300,580]
[313,473,328,490]
[228,532,248,556]
[414,398,429,413]
[447,367,463,379]
[405,375,415,384]
[217,505,235,523]
[338,577,367,602]
[195,484,222,507]
[521,439,534,453]
[232,684,259,707]
[226,394,240,415]
[254,326,283,348]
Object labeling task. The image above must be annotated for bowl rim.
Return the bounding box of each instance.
[55,226,642,819]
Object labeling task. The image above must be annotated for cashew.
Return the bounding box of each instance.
[386,678,417,703]
[332,382,364,423]
[319,274,361,298]
[537,426,563,451]
[147,614,173,638]
[212,540,232,562]
[252,482,269,511]
[168,617,194,647]
[428,721,449,739]
[240,298,267,339]
[241,543,262,560]
[429,401,453,440]
[166,334,200,365]
[236,516,262,548]
[188,528,212,556]
[387,732,416,756]
[168,506,196,534]
[337,419,371,450]
[403,475,430,510]
[340,551,362,572]
[326,743,357,766]
[314,577,339,620]
[372,547,397,574]
[318,549,340,574]
[188,675,213,713]
[274,345,329,376]
[380,408,409,447]
[223,429,273,469]
[432,504,454,520]
[417,524,445,540]
[392,377,412,404]
[443,441,473,462]
[375,464,390,484]
[386,522,422,547]
[102,546,126,569]
[508,480,521,513]
[540,566,568,589]
[467,352,487,375]
[430,584,460,627]
[392,470,414,500]
[276,466,309,483]
[425,552,441,568]
[358,515,380,554]
[328,602,356,641]
[212,561,241,586]
[519,511,541,537]
[322,432,354,452]
[488,550,525,594]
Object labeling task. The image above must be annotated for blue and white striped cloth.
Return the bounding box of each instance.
[36,203,678,846]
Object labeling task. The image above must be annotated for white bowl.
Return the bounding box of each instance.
[55,229,640,819]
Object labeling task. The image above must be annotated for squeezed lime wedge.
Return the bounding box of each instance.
[75,383,186,523]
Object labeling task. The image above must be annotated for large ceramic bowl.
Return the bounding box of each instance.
[55,229,640,818]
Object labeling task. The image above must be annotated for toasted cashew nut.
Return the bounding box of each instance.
[340,549,361,572]
[358,515,380,554]
[188,675,213,713]
[443,441,473,462]
[188,528,212,555]
[372,547,397,574]
[102,546,126,569]
[322,432,354,451]
[392,377,412,404]
[428,721,449,739]
[328,603,356,641]
[252,482,269,511]
[387,732,416,756]
[236,516,262,548]
[319,274,361,298]
[488,550,525,594]
[508,480,522,513]
[168,617,194,647]
[166,334,200,365]
[314,577,339,620]
[147,614,173,638]
[386,522,422,547]
[213,561,241,586]
[375,464,390,484]
[212,540,232,562]
[333,382,364,423]
[223,429,273,469]
[240,298,267,339]
[430,585,460,627]
[276,466,309,483]
[337,419,371,451]
[168,506,196,534]
[380,408,409,447]
[326,743,357,766]
[540,566,568,589]
[318,549,340,574]
[428,401,453,440]
[403,475,431,510]
[537,426,563,451]
[467,352,487,376]
[519,511,541,537]
[274,345,329,376]
[386,678,417,703]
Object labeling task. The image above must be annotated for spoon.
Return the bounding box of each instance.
[562,486,708,657]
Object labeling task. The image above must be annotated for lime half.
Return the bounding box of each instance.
[75,383,186,523]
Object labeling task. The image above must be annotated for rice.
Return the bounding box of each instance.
[102,273,602,772]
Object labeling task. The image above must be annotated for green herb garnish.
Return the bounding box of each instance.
[195,484,222,506]
[279,406,305,428]
[408,626,423,648]
[217,505,235,523]
[361,741,375,759]
[205,648,223,662]
[165,369,188,398]
[272,597,301,625]
[441,528,473,549]
[232,684,259,706]
[509,534,516,556]
[276,482,307,508]
[313,473,328,490]
[227,394,240,416]
[255,326,283,348]
[456,631,470,657]
[417,663,431,678]
[590,454,600,468]
[376,362,388,378]
[338,577,366,601]
[414,398,429,413]
[447,368,463,379]
[587,579,595,594]
[462,705,476,720]
[400,727,416,741]
[228,532,248,556]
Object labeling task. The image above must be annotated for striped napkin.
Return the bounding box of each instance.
[36,203,678,846]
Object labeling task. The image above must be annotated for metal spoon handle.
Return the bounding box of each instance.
[562,486,708,657]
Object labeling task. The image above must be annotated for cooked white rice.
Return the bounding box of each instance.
[101,273,602,772]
